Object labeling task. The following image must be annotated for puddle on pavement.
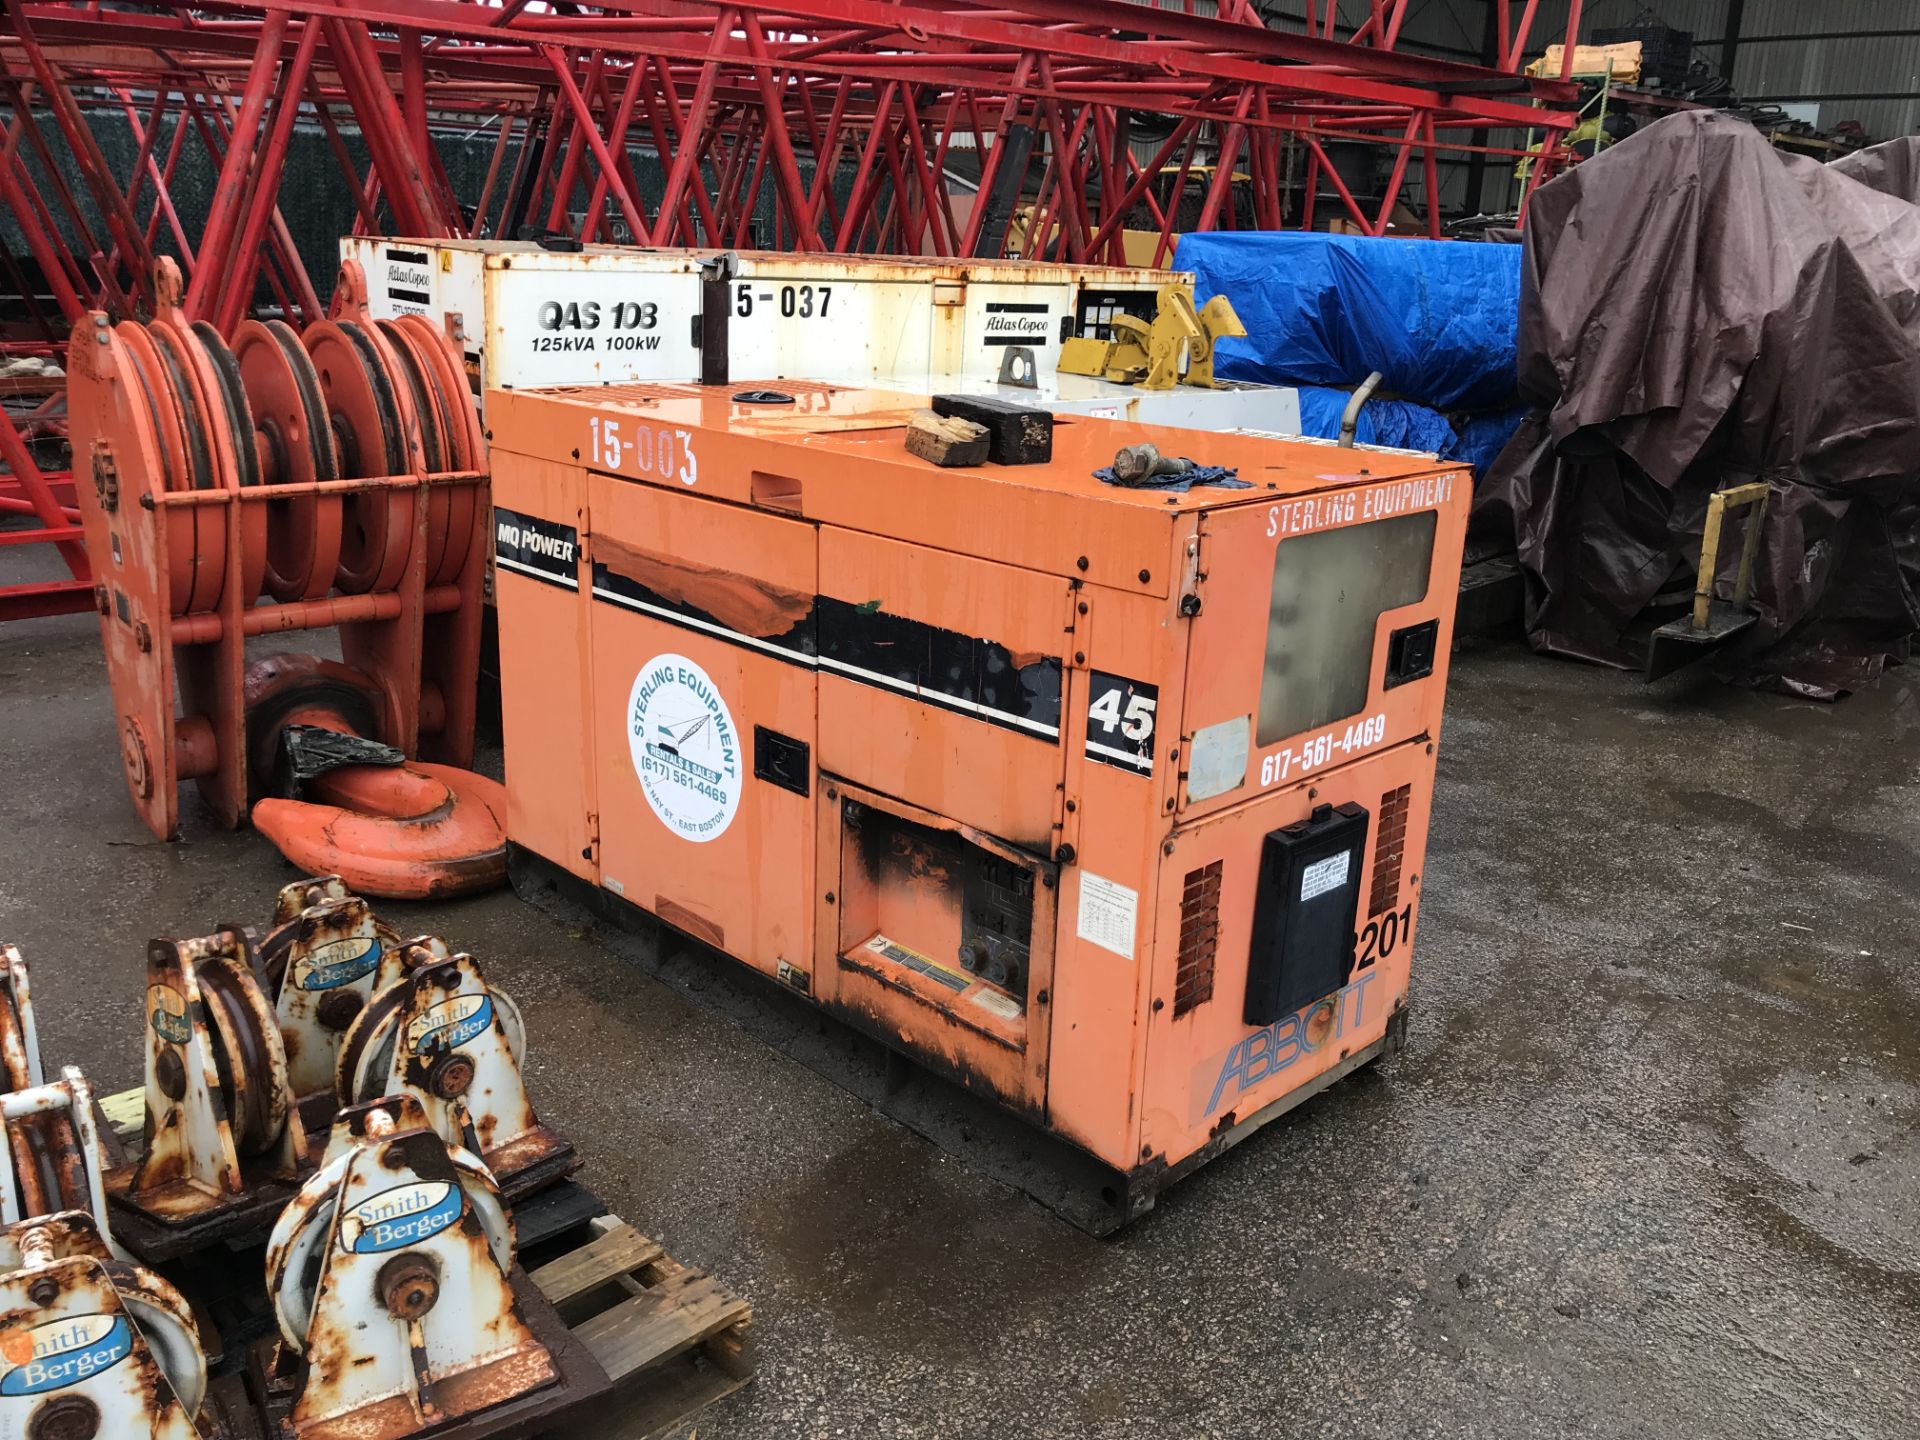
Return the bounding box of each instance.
[1736,1069,1920,1277]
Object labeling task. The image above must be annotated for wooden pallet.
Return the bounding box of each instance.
[525,1216,755,1439]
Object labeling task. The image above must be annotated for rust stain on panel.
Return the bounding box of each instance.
[596,533,812,638]
[657,896,725,950]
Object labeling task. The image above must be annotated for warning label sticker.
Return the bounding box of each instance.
[1300,851,1351,902]
[1075,872,1139,961]
[862,934,969,992]
[969,987,1024,1022]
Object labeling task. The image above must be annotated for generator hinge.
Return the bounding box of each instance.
[1056,581,1087,858]
[1177,528,1206,617]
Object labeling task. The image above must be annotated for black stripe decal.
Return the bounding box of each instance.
[494,507,578,590]
[589,561,1061,741]
[384,247,430,265]
[387,287,431,306]
[816,596,1061,739]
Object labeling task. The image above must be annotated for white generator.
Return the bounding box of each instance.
[908,368,1303,434]
[339,238,1188,395]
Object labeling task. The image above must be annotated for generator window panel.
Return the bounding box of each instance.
[1244,802,1370,1025]
[1257,511,1437,746]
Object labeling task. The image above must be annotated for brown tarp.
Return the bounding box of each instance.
[1473,113,1920,696]
[1831,135,1920,205]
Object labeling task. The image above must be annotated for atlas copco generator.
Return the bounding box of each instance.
[341,236,1182,394]
[489,382,1466,1230]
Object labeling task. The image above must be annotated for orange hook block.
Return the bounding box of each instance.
[251,762,508,900]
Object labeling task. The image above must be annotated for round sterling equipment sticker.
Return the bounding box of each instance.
[627,654,742,842]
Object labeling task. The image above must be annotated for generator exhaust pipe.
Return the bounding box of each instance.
[1339,370,1385,447]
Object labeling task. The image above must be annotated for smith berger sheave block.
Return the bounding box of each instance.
[488,381,1467,1230]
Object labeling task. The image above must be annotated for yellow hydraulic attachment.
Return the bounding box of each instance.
[1058,284,1246,391]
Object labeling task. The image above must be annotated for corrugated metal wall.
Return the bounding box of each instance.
[1493,0,1920,145]
[1244,2,1915,217]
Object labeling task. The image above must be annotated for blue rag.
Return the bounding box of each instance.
[1094,462,1249,492]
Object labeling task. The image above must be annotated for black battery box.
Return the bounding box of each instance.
[1244,801,1370,1025]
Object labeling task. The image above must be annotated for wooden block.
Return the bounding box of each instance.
[99,1087,144,1147]
[931,393,1053,465]
[905,409,990,467]
[575,1270,753,1383]
[528,1221,665,1307]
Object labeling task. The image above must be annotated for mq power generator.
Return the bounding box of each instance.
[488,381,1466,1230]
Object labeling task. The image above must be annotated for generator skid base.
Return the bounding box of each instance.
[513,843,1398,1232]
[489,381,1469,1229]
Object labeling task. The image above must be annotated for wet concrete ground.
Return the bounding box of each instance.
[0,605,1916,1438]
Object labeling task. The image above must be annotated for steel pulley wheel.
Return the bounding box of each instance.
[385,317,480,585]
[113,325,200,617]
[334,976,526,1108]
[329,937,451,1102]
[103,1261,207,1415]
[192,322,270,605]
[264,1140,512,1351]
[4,1106,84,1223]
[154,312,253,622]
[332,978,410,1107]
[144,322,227,615]
[375,320,454,584]
[305,320,411,595]
[235,319,342,602]
[392,316,480,466]
[196,955,292,1157]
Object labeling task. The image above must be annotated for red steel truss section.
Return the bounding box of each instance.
[2,0,1579,322]
[1,0,1577,619]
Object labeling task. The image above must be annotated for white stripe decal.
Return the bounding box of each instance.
[593,579,1060,739]
[816,654,1060,738]
[497,554,578,588]
[1086,738,1153,770]
[590,585,811,663]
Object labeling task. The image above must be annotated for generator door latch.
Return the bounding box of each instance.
[1384,618,1440,689]
[754,726,811,796]
[1243,801,1369,1025]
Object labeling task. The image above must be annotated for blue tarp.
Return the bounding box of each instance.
[1174,231,1523,411]
[1293,386,1454,455]
[1292,388,1528,479]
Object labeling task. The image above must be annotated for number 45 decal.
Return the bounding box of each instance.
[1084,671,1158,775]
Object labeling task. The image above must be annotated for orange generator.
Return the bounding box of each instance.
[490,383,1467,1230]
